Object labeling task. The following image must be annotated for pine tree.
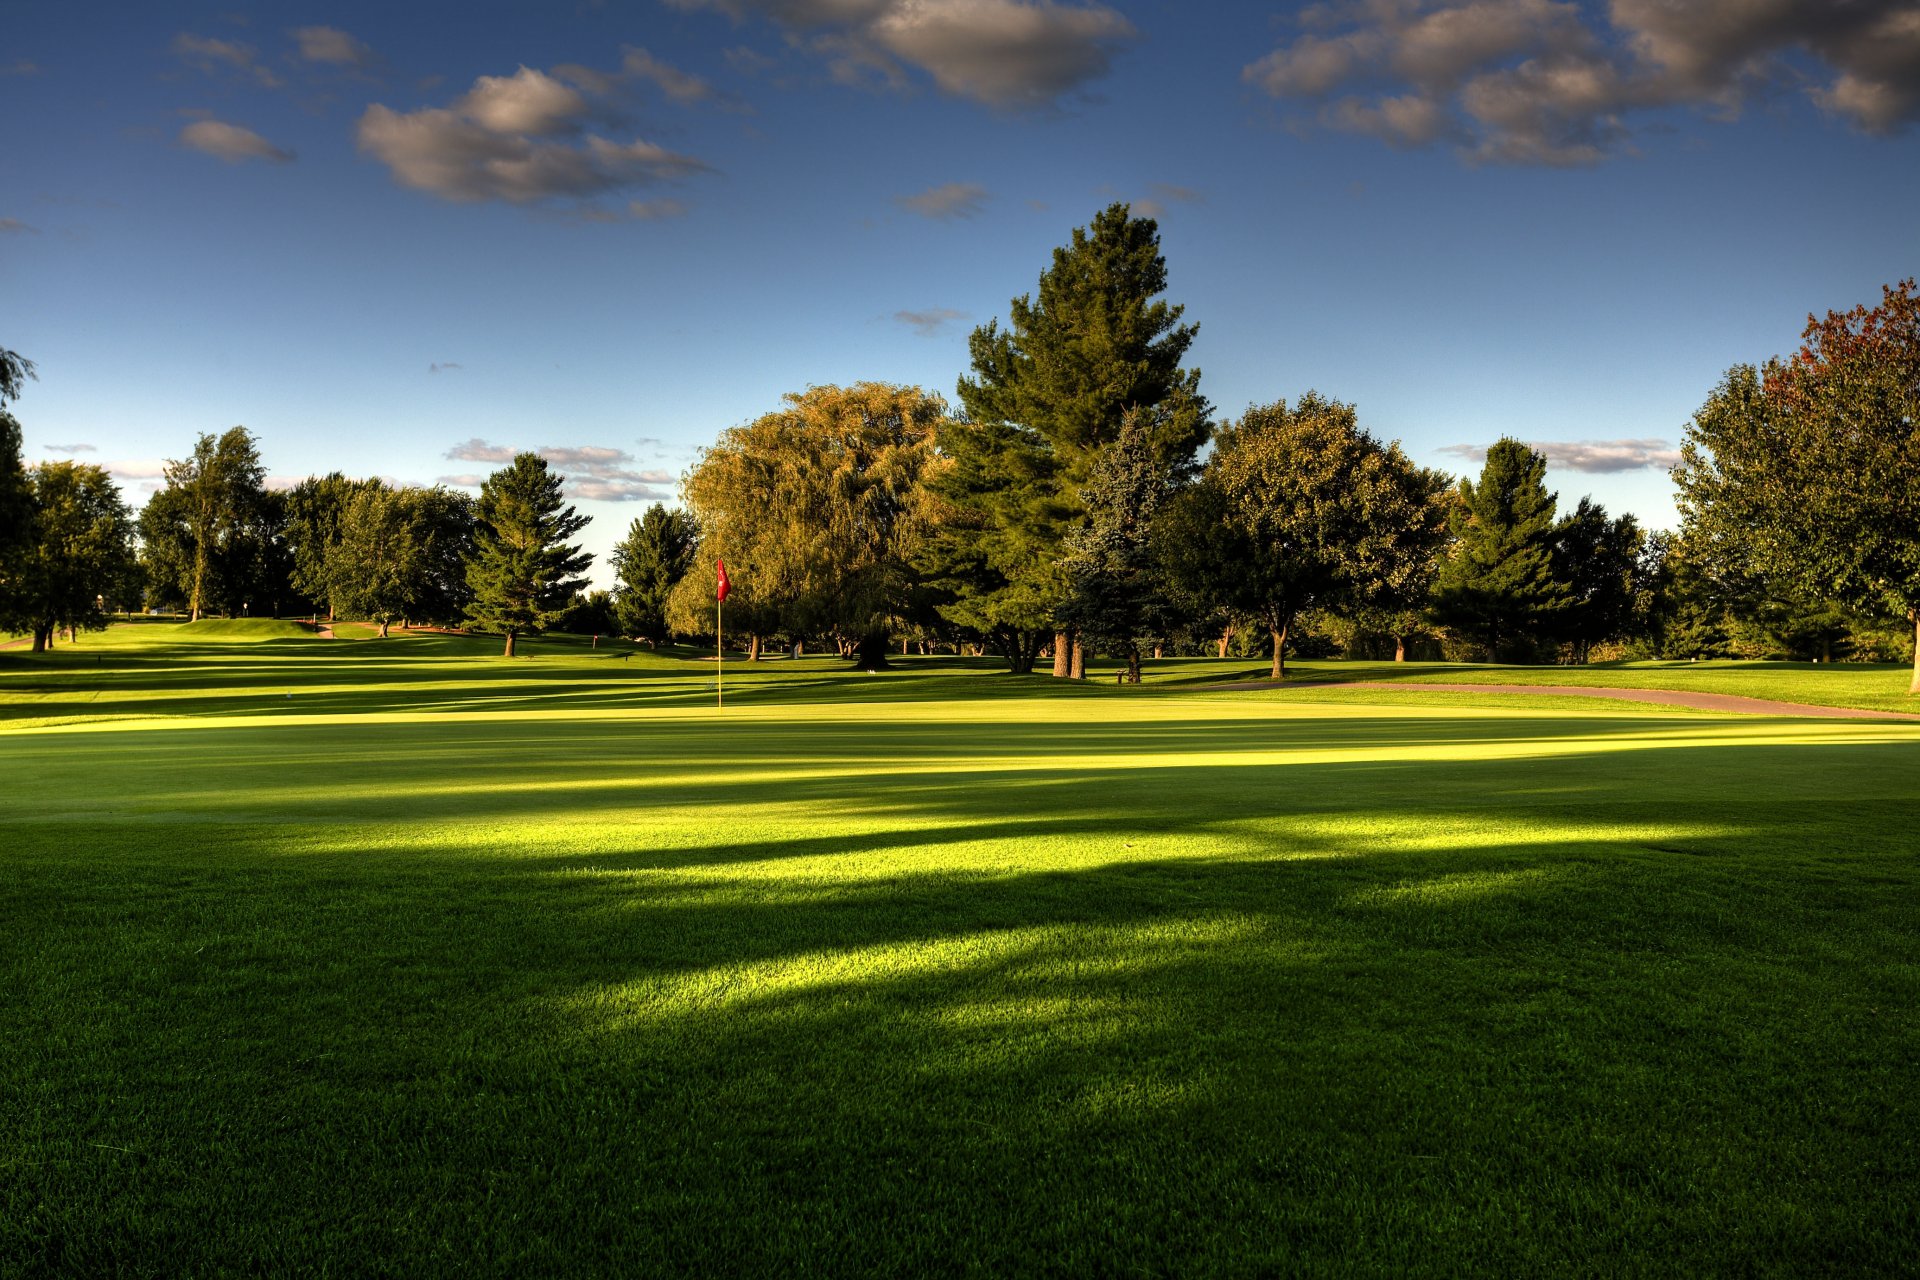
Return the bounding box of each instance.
[611,503,698,643]
[1432,438,1569,660]
[936,203,1209,673]
[1059,409,1170,683]
[464,453,591,657]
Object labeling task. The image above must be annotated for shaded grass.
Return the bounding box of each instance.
[1,627,1917,1275]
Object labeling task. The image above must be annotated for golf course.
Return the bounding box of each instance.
[4,620,1916,1276]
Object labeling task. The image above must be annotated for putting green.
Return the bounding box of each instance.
[3,626,1916,1274]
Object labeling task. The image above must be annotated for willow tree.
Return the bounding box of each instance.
[677,382,944,669]
[1676,279,1920,691]
[944,203,1209,675]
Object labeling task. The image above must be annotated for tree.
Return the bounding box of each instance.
[331,484,415,637]
[1551,498,1645,663]
[0,349,37,624]
[611,503,696,642]
[464,453,592,657]
[678,383,945,670]
[1060,409,1171,683]
[4,462,138,650]
[1431,438,1568,660]
[1346,456,1454,662]
[1676,280,1920,691]
[284,473,380,619]
[145,427,270,620]
[941,203,1210,674]
[1167,393,1431,679]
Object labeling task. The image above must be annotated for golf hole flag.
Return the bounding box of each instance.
[714,560,728,709]
[716,559,730,602]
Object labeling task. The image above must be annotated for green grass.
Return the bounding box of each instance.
[3,626,1916,1275]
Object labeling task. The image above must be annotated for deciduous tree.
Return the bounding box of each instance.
[5,462,138,650]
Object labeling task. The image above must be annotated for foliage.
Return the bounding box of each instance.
[141,427,273,620]
[1676,279,1920,689]
[0,349,36,624]
[1059,409,1173,682]
[611,503,697,641]
[1431,438,1569,661]
[558,590,619,636]
[1550,497,1645,663]
[676,383,945,668]
[464,453,592,657]
[0,461,138,648]
[1167,393,1436,679]
[284,473,381,618]
[938,204,1209,671]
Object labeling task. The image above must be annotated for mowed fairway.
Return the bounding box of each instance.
[3,625,1917,1276]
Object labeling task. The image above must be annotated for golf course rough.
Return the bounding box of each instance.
[3,623,1916,1276]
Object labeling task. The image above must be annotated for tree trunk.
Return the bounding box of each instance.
[1126,647,1142,684]
[1217,628,1231,659]
[1910,611,1919,694]
[31,625,48,653]
[1052,630,1071,678]
[1270,618,1290,680]
[1069,638,1085,680]
[502,630,517,658]
[1152,643,1163,660]
[378,619,390,638]
[1394,635,1407,662]
[749,634,762,662]
[853,631,892,671]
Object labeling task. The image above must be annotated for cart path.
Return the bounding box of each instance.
[1213,679,1920,721]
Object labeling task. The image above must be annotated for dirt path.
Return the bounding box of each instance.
[1213,680,1920,722]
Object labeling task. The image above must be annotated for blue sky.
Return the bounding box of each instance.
[6,0,1918,582]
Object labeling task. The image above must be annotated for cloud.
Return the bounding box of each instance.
[171,33,282,88]
[356,66,711,206]
[897,181,990,219]
[1440,438,1684,473]
[621,47,719,104]
[895,307,968,335]
[429,361,463,374]
[1,60,38,77]
[446,438,516,463]
[105,459,169,493]
[180,119,295,163]
[1137,180,1206,217]
[667,0,1135,108]
[0,218,38,234]
[293,25,378,70]
[1243,0,1920,166]
[42,443,97,453]
[437,473,487,488]
[443,439,674,501]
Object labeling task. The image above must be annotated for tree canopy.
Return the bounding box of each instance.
[1432,438,1568,660]
[465,454,592,657]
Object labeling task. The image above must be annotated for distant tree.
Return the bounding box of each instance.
[611,503,696,642]
[946,203,1210,674]
[1431,438,1568,660]
[558,590,619,636]
[679,383,945,669]
[331,484,414,637]
[1551,497,1645,663]
[284,473,380,619]
[5,462,138,650]
[1059,409,1172,683]
[1167,393,1427,679]
[1676,280,1920,691]
[143,427,269,620]
[1346,456,1455,662]
[464,453,592,657]
[407,486,477,626]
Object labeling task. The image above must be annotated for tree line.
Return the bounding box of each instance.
[1,213,1912,687]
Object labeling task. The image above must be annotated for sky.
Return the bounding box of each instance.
[6,0,1918,584]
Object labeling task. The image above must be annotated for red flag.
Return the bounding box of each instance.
[715,559,730,602]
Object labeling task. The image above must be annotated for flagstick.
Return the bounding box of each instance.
[716,595,723,710]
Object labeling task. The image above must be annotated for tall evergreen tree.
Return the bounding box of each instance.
[464,453,592,657]
[1059,409,1171,683]
[1432,438,1568,660]
[611,503,697,642]
[936,203,1208,673]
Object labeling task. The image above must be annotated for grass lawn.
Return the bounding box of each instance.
[3,625,1916,1275]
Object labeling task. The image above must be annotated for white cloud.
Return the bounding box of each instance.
[897,181,989,218]
[442,440,674,501]
[668,0,1134,108]
[0,218,38,234]
[171,33,282,88]
[621,47,718,104]
[357,67,710,206]
[429,362,463,374]
[1440,438,1684,473]
[180,119,295,164]
[42,442,97,453]
[1244,0,1920,166]
[446,438,516,464]
[437,473,487,488]
[293,25,378,70]
[895,307,968,335]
